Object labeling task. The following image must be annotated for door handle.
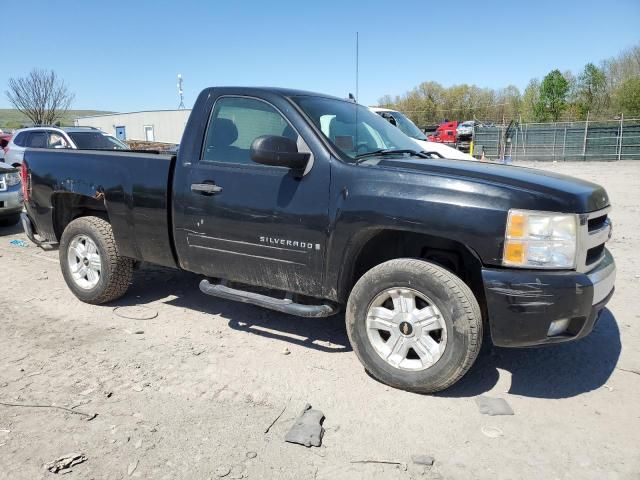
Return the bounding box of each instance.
[191,183,223,195]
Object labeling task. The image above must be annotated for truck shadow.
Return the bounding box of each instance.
[115,265,352,353]
[119,266,619,397]
[438,308,621,399]
[0,222,24,236]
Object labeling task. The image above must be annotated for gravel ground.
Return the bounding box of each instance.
[1,161,639,480]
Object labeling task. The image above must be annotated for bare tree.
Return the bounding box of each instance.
[5,69,74,125]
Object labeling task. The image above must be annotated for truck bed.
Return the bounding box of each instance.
[24,148,178,268]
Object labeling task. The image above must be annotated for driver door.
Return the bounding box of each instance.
[173,95,331,296]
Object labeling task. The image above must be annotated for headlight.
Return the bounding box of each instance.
[3,172,21,187]
[503,209,577,269]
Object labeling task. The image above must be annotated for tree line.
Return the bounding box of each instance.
[378,44,640,126]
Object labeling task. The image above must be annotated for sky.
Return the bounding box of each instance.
[3,0,639,112]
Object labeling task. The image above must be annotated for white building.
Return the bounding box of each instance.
[74,109,191,145]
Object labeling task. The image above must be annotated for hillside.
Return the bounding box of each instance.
[0,109,114,129]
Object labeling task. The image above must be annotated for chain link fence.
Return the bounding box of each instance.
[472,118,640,161]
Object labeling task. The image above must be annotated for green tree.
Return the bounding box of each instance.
[613,77,640,117]
[575,63,608,118]
[521,79,541,122]
[536,70,569,121]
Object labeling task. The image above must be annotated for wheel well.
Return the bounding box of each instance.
[52,193,108,241]
[343,230,486,311]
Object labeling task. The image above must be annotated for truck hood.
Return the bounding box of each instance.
[370,157,609,213]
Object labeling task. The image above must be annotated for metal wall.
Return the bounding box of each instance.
[74,110,191,144]
[473,118,640,161]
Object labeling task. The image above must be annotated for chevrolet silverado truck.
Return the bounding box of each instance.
[20,87,616,393]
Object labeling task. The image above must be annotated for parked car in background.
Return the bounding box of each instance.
[456,120,477,140]
[0,134,12,163]
[370,108,473,160]
[4,126,128,166]
[0,162,22,226]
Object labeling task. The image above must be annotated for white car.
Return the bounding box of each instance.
[456,120,476,139]
[4,126,128,166]
[370,107,474,161]
[0,161,22,226]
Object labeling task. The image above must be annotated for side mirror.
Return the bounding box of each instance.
[250,135,310,172]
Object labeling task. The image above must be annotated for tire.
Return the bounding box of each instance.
[346,258,482,393]
[0,214,21,226]
[59,216,133,304]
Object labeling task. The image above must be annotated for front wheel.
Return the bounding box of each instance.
[346,258,482,393]
[59,216,133,304]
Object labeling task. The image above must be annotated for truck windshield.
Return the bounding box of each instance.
[68,132,129,150]
[389,111,427,141]
[292,96,422,160]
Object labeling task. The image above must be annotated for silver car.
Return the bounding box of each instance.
[4,126,128,166]
[0,162,22,226]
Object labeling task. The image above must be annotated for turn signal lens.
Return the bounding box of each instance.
[504,241,526,264]
[507,213,526,238]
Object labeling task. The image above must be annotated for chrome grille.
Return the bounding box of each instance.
[576,207,611,273]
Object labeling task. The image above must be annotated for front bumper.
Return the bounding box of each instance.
[0,187,23,217]
[482,248,616,347]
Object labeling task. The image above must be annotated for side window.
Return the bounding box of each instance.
[202,97,298,165]
[13,132,27,147]
[47,132,69,148]
[25,131,48,148]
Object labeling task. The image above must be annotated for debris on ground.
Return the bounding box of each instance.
[0,401,97,421]
[127,459,138,476]
[113,305,158,320]
[214,465,231,477]
[411,454,435,466]
[475,396,514,416]
[350,459,408,471]
[44,453,87,474]
[481,426,504,438]
[246,451,257,459]
[9,239,28,248]
[284,403,325,447]
[264,402,288,434]
[282,347,291,355]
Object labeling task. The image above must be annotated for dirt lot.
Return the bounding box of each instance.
[1,161,639,480]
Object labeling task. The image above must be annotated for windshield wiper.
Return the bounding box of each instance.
[354,149,429,163]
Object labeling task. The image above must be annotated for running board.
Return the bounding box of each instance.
[199,279,337,318]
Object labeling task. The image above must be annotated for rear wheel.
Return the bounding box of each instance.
[59,216,133,304]
[346,258,482,393]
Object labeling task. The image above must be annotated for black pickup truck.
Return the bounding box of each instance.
[20,87,616,393]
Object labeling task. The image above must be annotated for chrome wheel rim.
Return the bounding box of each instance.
[67,235,102,290]
[366,287,447,371]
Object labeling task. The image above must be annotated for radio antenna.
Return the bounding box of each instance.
[355,32,359,103]
[177,74,185,109]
